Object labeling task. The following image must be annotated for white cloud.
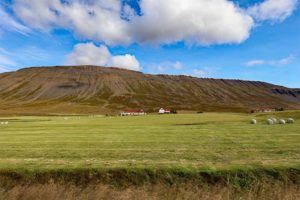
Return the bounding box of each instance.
[277,54,295,65]
[0,66,12,73]
[245,54,295,66]
[191,66,220,78]
[65,43,111,66]
[12,0,131,45]
[193,69,207,77]
[0,54,16,67]
[149,61,184,73]
[0,6,31,35]
[16,46,50,61]
[248,0,298,22]
[8,0,299,46]
[193,67,218,78]
[157,65,166,72]
[11,0,255,46]
[172,62,183,70]
[0,48,18,71]
[110,54,140,71]
[245,60,265,66]
[0,48,17,73]
[65,43,141,71]
[0,46,53,71]
[130,0,254,45]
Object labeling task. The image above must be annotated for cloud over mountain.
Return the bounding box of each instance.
[245,54,295,67]
[65,43,141,71]
[0,48,18,71]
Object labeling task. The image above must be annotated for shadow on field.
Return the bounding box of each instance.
[173,123,207,126]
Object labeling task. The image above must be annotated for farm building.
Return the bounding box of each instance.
[252,107,275,113]
[158,108,171,114]
[120,109,146,116]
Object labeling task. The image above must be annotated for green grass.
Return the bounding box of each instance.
[0,111,299,172]
[0,111,299,189]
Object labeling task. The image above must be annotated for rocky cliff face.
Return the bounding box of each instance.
[0,66,299,115]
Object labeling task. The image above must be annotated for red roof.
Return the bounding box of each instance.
[123,109,144,113]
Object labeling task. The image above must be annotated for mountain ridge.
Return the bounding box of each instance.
[0,65,299,115]
[9,65,300,87]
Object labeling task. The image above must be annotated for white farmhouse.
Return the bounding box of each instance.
[158,108,171,114]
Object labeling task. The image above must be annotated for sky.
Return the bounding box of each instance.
[0,0,299,88]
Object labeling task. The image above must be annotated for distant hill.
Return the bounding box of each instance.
[0,66,299,115]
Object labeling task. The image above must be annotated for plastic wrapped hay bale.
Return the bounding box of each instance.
[271,118,277,124]
[251,119,257,124]
[267,119,274,125]
[287,118,295,124]
[279,119,286,124]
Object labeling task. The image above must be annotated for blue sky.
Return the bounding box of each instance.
[0,0,299,88]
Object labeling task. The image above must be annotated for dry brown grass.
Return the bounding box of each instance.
[0,182,299,200]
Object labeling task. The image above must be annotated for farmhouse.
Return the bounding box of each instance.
[120,109,146,116]
[158,108,171,114]
[252,107,275,113]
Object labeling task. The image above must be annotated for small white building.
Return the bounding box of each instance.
[158,108,171,114]
[120,109,146,116]
[253,107,275,113]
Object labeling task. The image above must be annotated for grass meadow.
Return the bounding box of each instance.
[0,111,299,199]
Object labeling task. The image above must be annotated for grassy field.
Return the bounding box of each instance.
[0,111,299,171]
[0,111,299,199]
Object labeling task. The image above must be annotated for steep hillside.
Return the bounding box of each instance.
[0,66,299,115]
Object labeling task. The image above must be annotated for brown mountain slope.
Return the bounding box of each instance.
[0,66,299,115]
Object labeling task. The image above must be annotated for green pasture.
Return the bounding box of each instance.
[0,111,299,171]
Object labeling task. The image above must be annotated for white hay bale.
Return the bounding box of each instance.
[0,122,3,125]
[271,118,277,124]
[251,119,257,124]
[287,118,295,124]
[4,122,8,125]
[267,119,274,125]
[279,119,286,124]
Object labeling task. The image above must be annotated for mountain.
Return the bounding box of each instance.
[0,66,299,115]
